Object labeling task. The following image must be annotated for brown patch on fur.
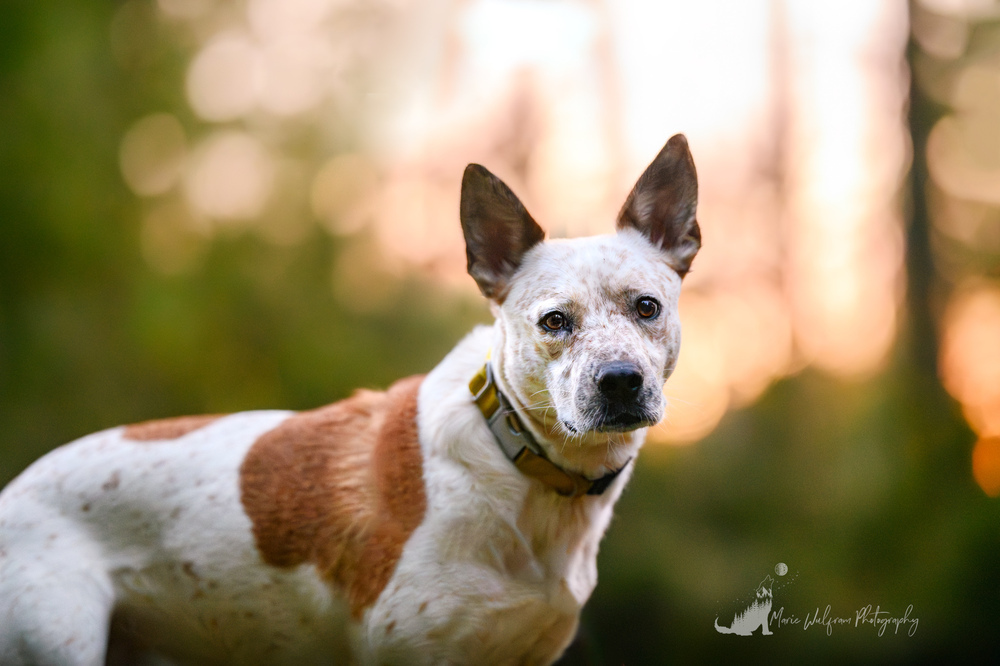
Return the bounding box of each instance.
[239,375,426,619]
[123,415,222,441]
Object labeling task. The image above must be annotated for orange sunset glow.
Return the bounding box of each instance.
[7,3,1000,660]
[119,0,911,443]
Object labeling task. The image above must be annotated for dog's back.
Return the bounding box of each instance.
[0,344,593,665]
[0,409,352,664]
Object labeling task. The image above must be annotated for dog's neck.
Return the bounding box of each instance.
[488,323,644,480]
[469,361,629,497]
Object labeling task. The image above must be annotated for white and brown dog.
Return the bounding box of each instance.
[0,135,701,665]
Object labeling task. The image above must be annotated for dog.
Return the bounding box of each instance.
[0,134,701,665]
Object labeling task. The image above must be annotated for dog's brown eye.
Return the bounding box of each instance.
[541,312,567,332]
[636,297,660,319]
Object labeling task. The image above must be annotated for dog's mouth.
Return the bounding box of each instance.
[595,407,655,432]
[562,406,656,434]
[598,411,647,431]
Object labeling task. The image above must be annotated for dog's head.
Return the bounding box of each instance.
[460,135,700,458]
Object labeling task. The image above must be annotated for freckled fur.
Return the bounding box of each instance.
[492,229,684,477]
[0,135,700,666]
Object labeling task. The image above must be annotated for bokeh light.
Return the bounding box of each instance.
[914,0,1000,495]
[120,113,188,196]
[186,32,261,122]
[310,153,379,235]
[940,284,1000,438]
[120,0,912,444]
[183,130,274,222]
[972,437,1000,497]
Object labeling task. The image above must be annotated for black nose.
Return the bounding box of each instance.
[596,362,643,405]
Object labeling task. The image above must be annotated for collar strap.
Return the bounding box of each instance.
[469,362,629,498]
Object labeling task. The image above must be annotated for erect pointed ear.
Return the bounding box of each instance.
[616,134,701,278]
[460,164,545,301]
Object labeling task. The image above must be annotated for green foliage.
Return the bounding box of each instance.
[1,2,997,662]
[0,0,489,483]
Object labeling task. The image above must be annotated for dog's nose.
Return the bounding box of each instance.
[596,362,643,405]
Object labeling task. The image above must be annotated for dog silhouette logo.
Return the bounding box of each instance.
[714,575,774,636]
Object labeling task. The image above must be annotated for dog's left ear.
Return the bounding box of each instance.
[616,134,701,278]
[460,164,545,301]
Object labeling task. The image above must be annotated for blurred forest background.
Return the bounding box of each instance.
[1,0,999,661]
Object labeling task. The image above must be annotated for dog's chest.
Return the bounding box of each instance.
[357,482,610,664]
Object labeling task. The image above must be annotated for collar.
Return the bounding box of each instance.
[468,362,630,498]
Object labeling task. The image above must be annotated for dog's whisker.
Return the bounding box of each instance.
[662,393,702,408]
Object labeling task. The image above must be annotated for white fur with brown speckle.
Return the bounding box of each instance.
[0,135,699,665]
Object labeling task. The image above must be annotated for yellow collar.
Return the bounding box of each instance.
[469,362,629,498]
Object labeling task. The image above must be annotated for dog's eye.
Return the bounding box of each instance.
[540,311,568,332]
[636,297,660,319]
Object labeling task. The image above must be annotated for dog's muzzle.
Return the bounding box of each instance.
[594,361,651,430]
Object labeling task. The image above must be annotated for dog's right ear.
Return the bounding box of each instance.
[616,134,701,278]
[460,164,545,301]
